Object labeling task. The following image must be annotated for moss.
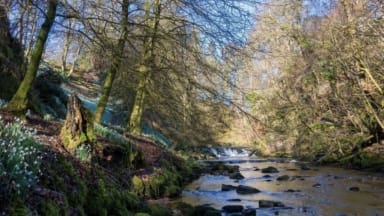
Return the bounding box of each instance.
[146,204,172,216]
[40,155,88,209]
[135,213,151,216]
[353,152,384,170]
[131,175,145,197]
[85,179,108,216]
[164,185,181,198]
[39,200,61,216]
[8,200,29,216]
[171,202,195,216]
[148,169,182,198]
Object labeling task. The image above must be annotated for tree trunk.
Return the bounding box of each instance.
[128,0,161,135]
[60,93,94,153]
[129,65,150,135]
[61,32,71,73]
[67,37,83,77]
[93,0,129,124]
[5,0,58,113]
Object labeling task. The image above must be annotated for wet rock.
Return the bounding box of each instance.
[262,174,272,178]
[208,162,239,175]
[300,165,311,170]
[265,179,272,182]
[227,199,242,202]
[222,205,244,213]
[236,185,261,194]
[259,200,285,208]
[230,172,245,180]
[349,186,360,191]
[222,184,238,191]
[261,166,279,173]
[195,205,221,216]
[242,208,256,216]
[312,183,321,188]
[286,168,298,171]
[276,175,290,181]
[253,167,260,171]
[284,189,300,192]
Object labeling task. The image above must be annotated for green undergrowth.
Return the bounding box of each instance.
[31,153,140,216]
[131,157,202,199]
[1,115,205,215]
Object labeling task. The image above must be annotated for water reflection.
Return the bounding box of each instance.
[182,158,384,216]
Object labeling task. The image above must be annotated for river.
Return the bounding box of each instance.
[181,148,384,216]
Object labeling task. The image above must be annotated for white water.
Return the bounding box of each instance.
[208,147,251,158]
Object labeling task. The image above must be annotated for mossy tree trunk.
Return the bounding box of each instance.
[93,0,130,124]
[61,93,95,153]
[128,0,161,135]
[5,0,58,113]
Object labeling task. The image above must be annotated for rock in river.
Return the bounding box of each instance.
[230,172,245,180]
[242,208,256,216]
[195,205,221,216]
[222,184,237,191]
[276,175,290,181]
[259,200,285,208]
[349,186,360,191]
[261,166,279,173]
[227,198,242,202]
[222,205,244,213]
[236,185,261,194]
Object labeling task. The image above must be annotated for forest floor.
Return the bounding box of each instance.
[0,108,203,215]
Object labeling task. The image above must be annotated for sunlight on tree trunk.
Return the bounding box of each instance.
[5,0,58,113]
[94,0,129,124]
[128,0,161,135]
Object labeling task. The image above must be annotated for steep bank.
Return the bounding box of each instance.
[0,110,202,215]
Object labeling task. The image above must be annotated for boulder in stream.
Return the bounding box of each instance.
[242,208,256,216]
[284,189,300,193]
[230,172,245,180]
[227,198,242,202]
[259,200,285,208]
[194,205,221,216]
[276,175,290,181]
[300,164,311,170]
[222,184,238,191]
[222,205,244,213]
[236,185,261,194]
[261,166,279,173]
[349,186,360,191]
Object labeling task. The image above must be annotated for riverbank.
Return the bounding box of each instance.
[0,110,203,215]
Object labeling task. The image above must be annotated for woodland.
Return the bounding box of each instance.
[0,0,384,215]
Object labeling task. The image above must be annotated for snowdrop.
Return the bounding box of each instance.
[0,116,42,196]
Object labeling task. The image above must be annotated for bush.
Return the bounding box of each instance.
[0,117,42,199]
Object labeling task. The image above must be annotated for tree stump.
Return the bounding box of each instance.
[60,92,94,153]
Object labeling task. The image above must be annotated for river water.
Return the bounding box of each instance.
[181,149,384,216]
